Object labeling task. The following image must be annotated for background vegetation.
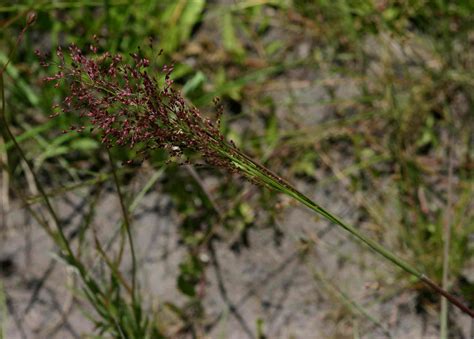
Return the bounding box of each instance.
[1,0,473,338]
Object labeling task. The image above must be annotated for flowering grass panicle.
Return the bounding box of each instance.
[40,44,244,172]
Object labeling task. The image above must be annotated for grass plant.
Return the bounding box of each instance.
[36,40,474,318]
[1,2,473,337]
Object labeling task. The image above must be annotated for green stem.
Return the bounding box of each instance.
[107,149,137,304]
[223,146,474,318]
[0,73,112,321]
[0,74,73,255]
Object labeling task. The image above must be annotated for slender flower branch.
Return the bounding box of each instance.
[41,45,474,318]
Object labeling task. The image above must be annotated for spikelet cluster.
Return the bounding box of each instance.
[39,44,240,170]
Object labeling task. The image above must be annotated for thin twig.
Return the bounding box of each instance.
[107,148,137,303]
[0,145,8,233]
[441,134,454,338]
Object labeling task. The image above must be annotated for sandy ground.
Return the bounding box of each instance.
[2,174,472,338]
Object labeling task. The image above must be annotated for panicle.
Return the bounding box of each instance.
[41,44,241,173]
